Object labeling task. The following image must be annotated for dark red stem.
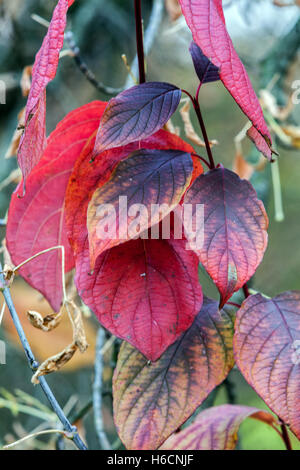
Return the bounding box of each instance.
[280,421,293,451]
[134,0,146,84]
[182,89,216,170]
[191,153,212,170]
[227,301,241,309]
[242,283,250,299]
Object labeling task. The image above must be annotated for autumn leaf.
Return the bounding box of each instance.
[189,41,220,85]
[17,0,74,193]
[7,101,106,311]
[161,405,277,450]
[76,234,202,361]
[66,130,203,360]
[234,292,300,439]
[113,298,234,450]
[87,149,193,267]
[92,82,182,156]
[183,167,268,307]
[66,129,203,263]
[178,0,274,159]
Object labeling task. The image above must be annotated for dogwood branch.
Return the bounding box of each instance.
[0,261,87,451]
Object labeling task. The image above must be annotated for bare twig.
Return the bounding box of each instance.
[2,429,76,450]
[64,32,123,96]
[0,261,87,451]
[93,328,111,450]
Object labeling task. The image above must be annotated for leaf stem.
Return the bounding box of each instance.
[242,283,250,299]
[182,89,216,169]
[134,0,146,84]
[0,262,87,451]
[280,420,293,451]
[191,152,212,170]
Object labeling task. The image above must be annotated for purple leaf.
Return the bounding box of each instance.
[189,41,220,84]
[92,82,182,156]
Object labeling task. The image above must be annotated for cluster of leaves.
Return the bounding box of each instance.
[5,0,300,450]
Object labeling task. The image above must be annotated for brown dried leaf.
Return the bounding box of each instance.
[3,264,15,286]
[67,300,89,353]
[260,89,294,121]
[180,101,218,148]
[165,0,182,21]
[281,125,300,148]
[20,65,32,98]
[5,108,25,159]
[27,307,63,332]
[31,343,77,384]
[233,150,254,181]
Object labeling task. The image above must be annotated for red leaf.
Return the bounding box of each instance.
[7,101,106,311]
[66,131,203,360]
[18,0,74,192]
[87,149,194,268]
[66,129,203,262]
[234,292,300,439]
[161,405,277,450]
[113,297,234,450]
[76,235,202,361]
[92,82,182,156]
[183,168,268,307]
[178,0,273,159]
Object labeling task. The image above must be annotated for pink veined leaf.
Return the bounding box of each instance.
[7,101,106,312]
[178,0,274,159]
[17,0,74,194]
[161,405,278,450]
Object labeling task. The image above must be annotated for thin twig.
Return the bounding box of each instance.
[2,429,75,450]
[126,0,164,88]
[134,0,146,84]
[64,32,123,96]
[0,262,87,451]
[93,328,111,450]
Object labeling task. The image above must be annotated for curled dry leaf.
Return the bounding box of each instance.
[20,65,32,98]
[161,405,278,450]
[2,264,15,287]
[66,300,89,353]
[259,89,294,121]
[27,308,63,332]
[31,342,77,384]
[2,282,96,370]
[282,125,300,149]
[233,150,255,181]
[5,108,25,159]
[165,0,182,21]
[180,101,218,148]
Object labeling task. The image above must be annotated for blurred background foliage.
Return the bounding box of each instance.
[0,0,300,450]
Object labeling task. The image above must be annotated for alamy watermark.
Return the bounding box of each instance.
[95,197,204,250]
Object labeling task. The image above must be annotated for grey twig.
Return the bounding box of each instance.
[93,328,111,450]
[125,0,164,89]
[64,31,123,96]
[0,262,87,451]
